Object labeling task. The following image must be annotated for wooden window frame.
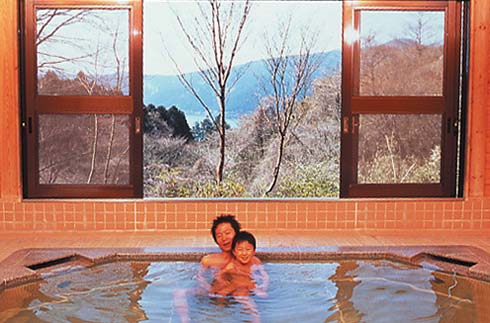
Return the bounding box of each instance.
[340,0,463,198]
[21,0,143,198]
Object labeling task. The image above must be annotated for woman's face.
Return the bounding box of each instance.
[214,222,236,252]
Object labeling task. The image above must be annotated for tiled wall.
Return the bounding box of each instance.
[1,199,490,232]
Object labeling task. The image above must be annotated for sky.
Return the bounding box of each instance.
[143,0,342,75]
[36,2,446,77]
[360,10,445,45]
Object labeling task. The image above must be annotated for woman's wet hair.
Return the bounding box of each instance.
[232,231,256,251]
[211,214,241,243]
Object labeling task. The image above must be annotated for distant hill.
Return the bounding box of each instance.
[144,50,341,126]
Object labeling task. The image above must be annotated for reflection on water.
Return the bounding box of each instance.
[0,259,488,322]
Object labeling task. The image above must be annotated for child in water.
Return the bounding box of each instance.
[210,230,268,297]
[210,231,269,323]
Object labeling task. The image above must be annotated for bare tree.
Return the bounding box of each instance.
[406,12,436,51]
[164,0,252,185]
[262,21,321,195]
[359,33,388,96]
[36,9,93,74]
[36,9,129,184]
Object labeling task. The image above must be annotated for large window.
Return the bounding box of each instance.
[341,0,463,197]
[22,0,143,198]
[142,0,342,198]
[21,0,465,199]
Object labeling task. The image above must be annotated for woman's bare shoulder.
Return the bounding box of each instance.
[201,253,229,268]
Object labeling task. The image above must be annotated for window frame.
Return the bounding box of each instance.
[340,0,463,198]
[21,0,143,198]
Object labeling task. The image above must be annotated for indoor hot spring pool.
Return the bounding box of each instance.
[1,248,490,323]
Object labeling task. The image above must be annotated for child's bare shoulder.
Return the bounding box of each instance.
[252,256,263,265]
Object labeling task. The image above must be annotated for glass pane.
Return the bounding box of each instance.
[357,114,441,184]
[38,114,130,184]
[359,11,444,96]
[36,9,129,96]
[143,1,342,198]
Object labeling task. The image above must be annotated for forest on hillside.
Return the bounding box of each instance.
[143,72,341,198]
[143,35,443,198]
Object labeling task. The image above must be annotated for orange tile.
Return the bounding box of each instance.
[73,203,83,212]
[366,221,376,229]
[482,199,490,211]
[453,201,463,211]
[277,222,287,229]
[33,203,44,212]
[366,203,376,211]
[345,202,356,212]
[425,202,435,212]
[84,222,96,231]
[94,203,104,213]
[418,220,427,228]
[4,212,13,222]
[136,213,145,223]
[94,213,105,223]
[356,202,367,212]
[386,211,395,221]
[366,212,376,221]
[14,202,23,213]
[196,221,208,229]
[3,202,14,212]
[326,203,337,212]
[314,202,325,212]
[66,203,77,212]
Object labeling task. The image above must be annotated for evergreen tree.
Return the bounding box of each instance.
[165,106,194,142]
[191,117,215,142]
[143,104,193,141]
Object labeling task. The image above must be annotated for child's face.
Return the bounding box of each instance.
[232,240,255,265]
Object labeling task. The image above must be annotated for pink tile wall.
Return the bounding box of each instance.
[1,198,489,232]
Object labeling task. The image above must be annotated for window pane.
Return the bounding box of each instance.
[36,9,129,96]
[38,114,130,184]
[357,114,441,184]
[143,1,342,198]
[359,11,444,96]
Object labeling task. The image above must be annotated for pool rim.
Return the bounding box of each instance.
[1,245,490,291]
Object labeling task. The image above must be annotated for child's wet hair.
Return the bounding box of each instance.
[211,214,241,243]
[232,231,256,250]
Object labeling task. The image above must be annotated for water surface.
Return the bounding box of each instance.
[0,259,487,322]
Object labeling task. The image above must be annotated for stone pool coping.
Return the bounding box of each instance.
[1,245,490,291]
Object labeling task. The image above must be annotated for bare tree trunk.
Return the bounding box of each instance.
[217,132,226,185]
[87,115,99,183]
[216,96,226,184]
[164,0,251,187]
[104,115,116,183]
[266,133,286,195]
[262,20,320,195]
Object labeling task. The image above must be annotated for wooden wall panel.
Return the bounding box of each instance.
[467,0,490,197]
[0,0,21,200]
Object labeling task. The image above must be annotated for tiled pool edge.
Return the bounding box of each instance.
[2,245,490,292]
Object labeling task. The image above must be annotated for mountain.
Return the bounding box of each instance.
[144,49,341,126]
